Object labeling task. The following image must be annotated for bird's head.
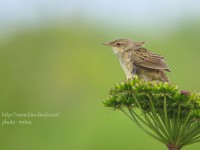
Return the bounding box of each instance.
[103,39,147,54]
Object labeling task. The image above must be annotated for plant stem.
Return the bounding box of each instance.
[167,144,181,150]
[120,107,166,144]
[164,95,173,142]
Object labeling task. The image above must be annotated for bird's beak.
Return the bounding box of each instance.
[103,42,111,46]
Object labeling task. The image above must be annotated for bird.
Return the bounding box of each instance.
[103,39,171,82]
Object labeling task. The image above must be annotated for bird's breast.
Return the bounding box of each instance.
[118,58,133,79]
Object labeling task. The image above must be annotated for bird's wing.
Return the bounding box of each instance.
[130,48,171,72]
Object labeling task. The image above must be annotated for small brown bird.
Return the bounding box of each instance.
[103,39,171,82]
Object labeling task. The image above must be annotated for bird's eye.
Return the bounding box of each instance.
[116,43,121,46]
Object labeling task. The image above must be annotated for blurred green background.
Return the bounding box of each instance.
[0,1,200,150]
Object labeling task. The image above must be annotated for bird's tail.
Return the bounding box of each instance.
[160,70,170,82]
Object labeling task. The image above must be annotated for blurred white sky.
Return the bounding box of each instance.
[0,0,200,30]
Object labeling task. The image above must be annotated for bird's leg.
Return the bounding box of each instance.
[131,65,138,75]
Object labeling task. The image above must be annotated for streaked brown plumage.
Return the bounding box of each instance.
[103,39,171,82]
